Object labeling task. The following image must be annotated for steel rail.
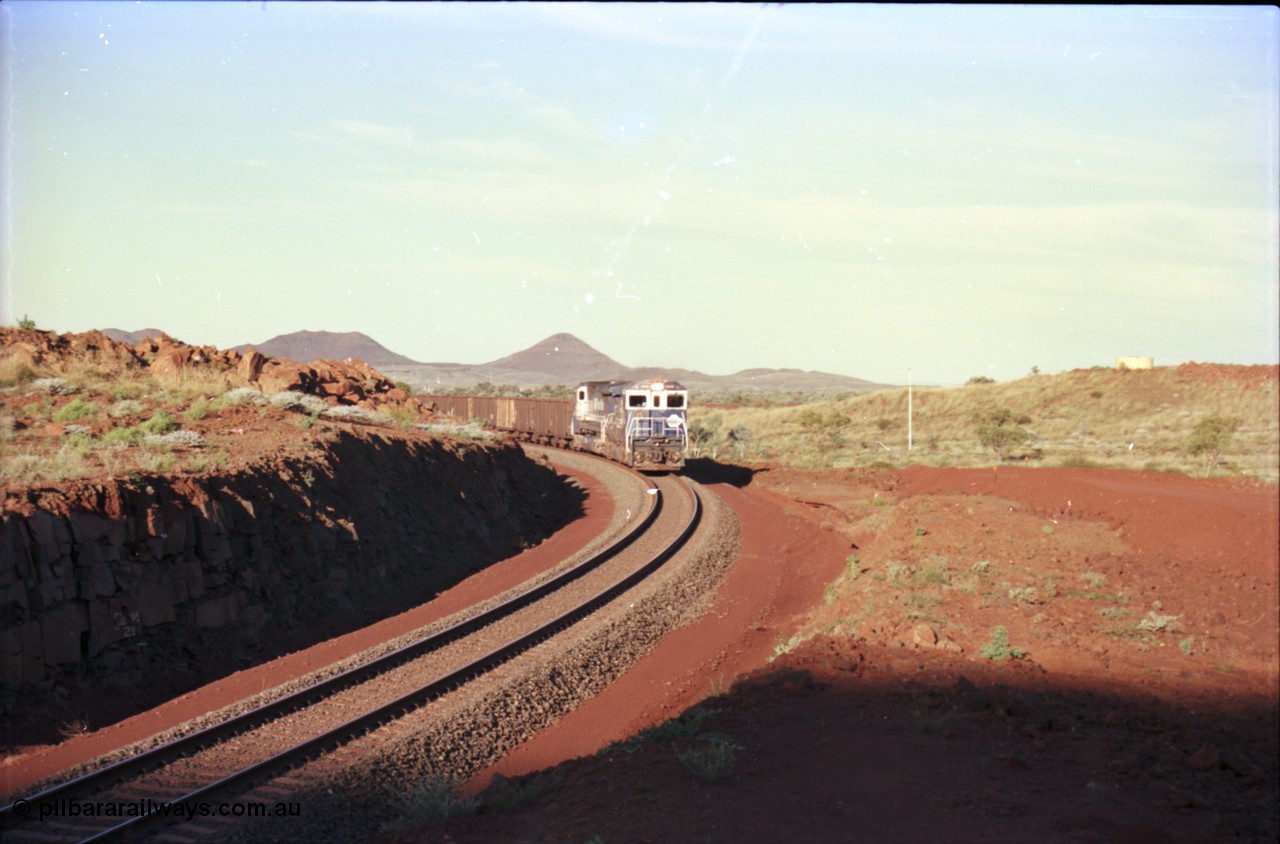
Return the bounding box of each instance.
[0,455,657,827]
[81,477,700,843]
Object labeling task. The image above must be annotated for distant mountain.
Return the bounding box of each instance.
[101,328,171,345]
[106,327,889,393]
[380,333,895,395]
[479,333,625,382]
[234,331,420,367]
[726,367,889,393]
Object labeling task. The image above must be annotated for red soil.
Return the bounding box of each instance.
[409,462,1278,844]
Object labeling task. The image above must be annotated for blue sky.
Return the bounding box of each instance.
[2,2,1276,385]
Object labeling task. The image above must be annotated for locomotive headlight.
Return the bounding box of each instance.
[650,382,665,391]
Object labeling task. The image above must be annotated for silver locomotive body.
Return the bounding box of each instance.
[572,380,688,471]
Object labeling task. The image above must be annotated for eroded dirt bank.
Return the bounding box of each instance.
[0,427,579,750]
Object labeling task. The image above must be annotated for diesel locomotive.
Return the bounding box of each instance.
[421,379,689,471]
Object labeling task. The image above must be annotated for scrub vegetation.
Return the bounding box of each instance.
[0,342,480,485]
[0,366,229,483]
[689,366,1278,482]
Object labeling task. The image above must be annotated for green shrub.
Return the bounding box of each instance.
[101,425,145,447]
[1187,414,1240,474]
[53,398,96,423]
[980,626,1024,661]
[184,398,211,421]
[914,555,950,585]
[140,410,177,435]
[1007,586,1038,604]
[63,429,95,454]
[382,405,419,429]
[974,407,1031,460]
[135,452,176,473]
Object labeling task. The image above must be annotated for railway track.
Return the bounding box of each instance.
[1,461,703,844]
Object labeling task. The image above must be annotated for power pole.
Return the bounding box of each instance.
[908,368,913,452]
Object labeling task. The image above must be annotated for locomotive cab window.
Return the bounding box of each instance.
[578,389,586,401]
[653,395,663,407]
[628,394,647,408]
[666,394,685,408]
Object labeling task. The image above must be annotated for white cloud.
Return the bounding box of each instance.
[432,137,553,168]
[329,120,416,150]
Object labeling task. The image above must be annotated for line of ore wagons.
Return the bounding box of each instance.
[420,395,575,448]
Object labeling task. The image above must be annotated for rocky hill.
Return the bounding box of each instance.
[101,328,171,345]
[234,330,420,368]
[480,333,625,383]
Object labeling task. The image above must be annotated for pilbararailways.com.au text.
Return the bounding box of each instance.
[12,796,302,823]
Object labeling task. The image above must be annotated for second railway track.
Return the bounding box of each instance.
[1,457,714,844]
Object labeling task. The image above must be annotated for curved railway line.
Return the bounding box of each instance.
[2,457,707,844]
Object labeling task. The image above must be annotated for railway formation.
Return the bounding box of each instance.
[1,450,736,843]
